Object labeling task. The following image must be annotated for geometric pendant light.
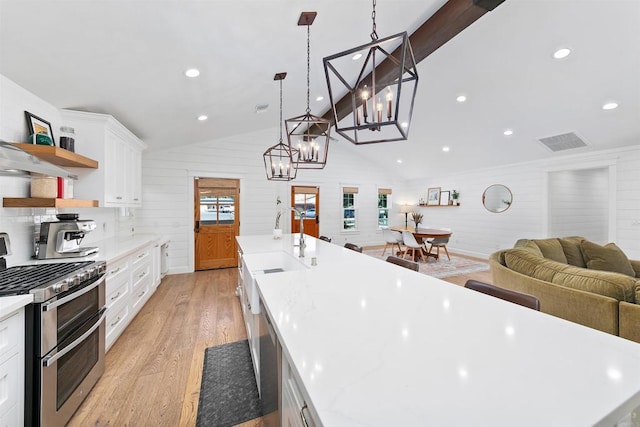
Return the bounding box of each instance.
[323,0,419,145]
[263,73,299,181]
[286,12,331,170]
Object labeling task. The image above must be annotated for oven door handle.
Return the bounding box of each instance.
[43,274,106,311]
[42,307,107,368]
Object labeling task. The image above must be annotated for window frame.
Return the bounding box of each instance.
[377,188,392,229]
[341,186,359,232]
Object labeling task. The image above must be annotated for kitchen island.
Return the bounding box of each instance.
[236,234,640,426]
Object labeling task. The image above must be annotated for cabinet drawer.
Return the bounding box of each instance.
[107,304,129,336]
[0,353,19,418]
[131,247,151,268]
[106,277,129,310]
[106,258,129,290]
[131,282,150,313]
[0,312,20,363]
[131,262,151,290]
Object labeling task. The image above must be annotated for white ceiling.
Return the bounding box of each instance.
[1,0,639,180]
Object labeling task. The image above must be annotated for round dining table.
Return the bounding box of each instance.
[390,226,452,260]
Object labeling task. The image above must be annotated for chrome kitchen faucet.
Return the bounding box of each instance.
[290,207,306,257]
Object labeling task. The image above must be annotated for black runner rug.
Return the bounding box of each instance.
[196,340,262,427]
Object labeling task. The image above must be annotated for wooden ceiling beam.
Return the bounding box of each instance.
[321,0,505,125]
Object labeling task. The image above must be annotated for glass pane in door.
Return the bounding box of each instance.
[199,190,236,225]
[294,194,316,218]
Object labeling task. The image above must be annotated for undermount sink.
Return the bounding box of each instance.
[241,251,308,314]
[243,251,308,275]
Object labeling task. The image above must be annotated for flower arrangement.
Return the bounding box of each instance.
[411,211,423,228]
[275,196,282,229]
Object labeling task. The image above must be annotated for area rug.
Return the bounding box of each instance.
[363,248,490,279]
[196,340,262,427]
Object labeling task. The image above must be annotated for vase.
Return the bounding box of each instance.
[273,229,282,240]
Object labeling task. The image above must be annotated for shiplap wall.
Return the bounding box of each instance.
[136,130,401,273]
[548,168,609,242]
[400,146,640,259]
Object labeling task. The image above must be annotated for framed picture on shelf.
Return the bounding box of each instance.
[24,111,55,146]
[427,187,440,205]
[439,190,450,206]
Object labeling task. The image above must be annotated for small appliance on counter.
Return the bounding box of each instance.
[36,213,99,259]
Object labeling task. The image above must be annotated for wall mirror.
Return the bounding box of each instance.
[482,184,512,213]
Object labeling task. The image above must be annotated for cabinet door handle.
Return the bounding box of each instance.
[138,253,146,258]
[116,196,123,200]
[138,290,145,298]
[109,267,121,275]
[138,272,146,279]
[110,316,121,327]
[134,198,139,201]
[110,291,120,301]
[300,402,310,427]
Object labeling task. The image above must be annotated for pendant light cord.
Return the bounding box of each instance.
[279,79,283,143]
[370,0,378,41]
[306,24,311,114]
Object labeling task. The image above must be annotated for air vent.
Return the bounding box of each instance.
[538,132,588,152]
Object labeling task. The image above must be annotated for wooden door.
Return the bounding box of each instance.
[291,186,319,238]
[194,178,240,270]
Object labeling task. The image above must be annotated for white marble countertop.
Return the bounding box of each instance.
[0,294,33,320]
[238,234,640,426]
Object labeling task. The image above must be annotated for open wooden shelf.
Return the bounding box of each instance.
[11,142,98,168]
[3,198,99,208]
[417,203,460,207]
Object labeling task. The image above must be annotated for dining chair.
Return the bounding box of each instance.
[319,235,332,242]
[464,280,540,310]
[386,256,419,272]
[381,229,403,257]
[401,230,426,262]
[344,243,363,253]
[427,235,451,261]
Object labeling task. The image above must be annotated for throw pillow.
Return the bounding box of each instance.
[581,241,635,277]
[559,236,587,268]
[532,238,568,264]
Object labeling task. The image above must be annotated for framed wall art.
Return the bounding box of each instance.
[427,187,440,205]
[439,190,450,206]
[25,111,55,145]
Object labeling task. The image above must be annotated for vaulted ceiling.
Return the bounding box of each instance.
[1,0,638,180]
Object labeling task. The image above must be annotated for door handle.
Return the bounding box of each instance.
[195,221,200,233]
[316,215,319,224]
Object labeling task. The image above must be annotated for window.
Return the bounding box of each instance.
[342,186,358,231]
[378,188,392,228]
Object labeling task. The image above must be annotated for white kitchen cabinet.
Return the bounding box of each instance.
[281,352,317,427]
[105,242,158,351]
[0,309,25,427]
[60,109,146,207]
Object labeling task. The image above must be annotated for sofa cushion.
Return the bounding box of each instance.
[531,238,568,264]
[551,266,638,303]
[581,241,635,277]
[505,248,570,283]
[559,236,587,268]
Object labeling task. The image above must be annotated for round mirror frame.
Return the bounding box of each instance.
[482,184,513,213]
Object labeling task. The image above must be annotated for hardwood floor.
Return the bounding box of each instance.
[68,255,492,426]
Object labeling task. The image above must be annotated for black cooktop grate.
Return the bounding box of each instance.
[0,261,94,296]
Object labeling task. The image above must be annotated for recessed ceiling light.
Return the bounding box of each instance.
[352,53,363,60]
[185,68,200,78]
[456,95,467,103]
[401,122,408,128]
[602,102,619,110]
[255,103,269,113]
[552,48,571,59]
[316,96,324,102]
[396,159,402,164]
[503,129,513,136]
[197,115,208,121]
[442,146,450,152]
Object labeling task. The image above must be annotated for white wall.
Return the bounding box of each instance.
[0,75,129,265]
[548,168,609,243]
[400,146,640,259]
[137,131,401,273]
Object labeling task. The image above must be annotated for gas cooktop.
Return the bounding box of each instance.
[0,261,106,302]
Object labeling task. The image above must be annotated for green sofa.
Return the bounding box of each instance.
[489,236,640,343]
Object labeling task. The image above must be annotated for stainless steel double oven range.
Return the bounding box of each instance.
[0,246,107,426]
